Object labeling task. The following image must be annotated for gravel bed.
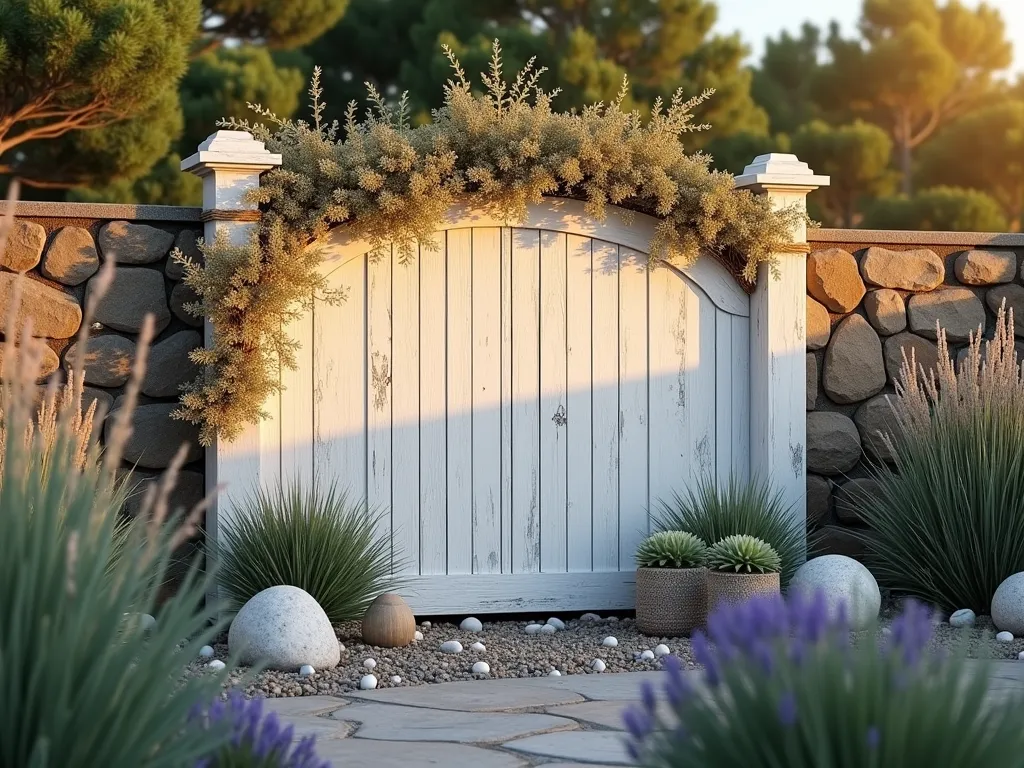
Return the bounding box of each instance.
[185,606,1024,699]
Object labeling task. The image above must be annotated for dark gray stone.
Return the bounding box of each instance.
[955,249,1016,286]
[813,526,866,560]
[82,386,114,422]
[907,287,986,343]
[0,273,82,338]
[41,226,100,286]
[64,334,135,387]
[854,394,899,463]
[834,478,883,525]
[87,268,170,334]
[822,314,885,404]
[105,402,201,469]
[170,281,203,327]
[806,474,832,528]
[985,284,1024,336]
[806,353,817,410]
[142,330,201,397]
[883,331,940,385]
[2,219,46,272]
[123,469,204,519]
[860,246,943,291]
[98,221,174,265]
[807,411,861,475]
[166,229,203,281]
[863,289,906,336]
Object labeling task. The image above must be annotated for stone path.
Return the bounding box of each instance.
[263,662,1024,767]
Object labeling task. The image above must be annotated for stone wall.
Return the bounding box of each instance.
[804,228,1024,557]
[0,201,206,543]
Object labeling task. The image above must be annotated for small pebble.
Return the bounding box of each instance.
[460,617,483,632]
[422,621,432,628]
[540,624,557,635]
[391,675,403,684]
[299,665,315,677]
[363,658,377,670]
[548,669,561,677]
[359,674,378,690]
[440,640,463,654]
[547,618,566,631]
[472,661,490,675]
[580,613,601,622]
[997,631,1015,643]
[640,650,655,660]
[949,609,976,628]
[339,643,346,652]
[207,660,225,671]
[525,624,543,635]
[881,627,892,636]
[470,641,486,652]
[141,614,156,632]
[591,659,606,672]
[602,636,618,648]
[1018,652,1024,661]
[414,631,423,641]
[654,644,670,657]
[199,645,215,659]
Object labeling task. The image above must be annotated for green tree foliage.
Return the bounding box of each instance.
[202,0,351,49]
[862,185,1008,231]
[705,131,789,175]
[751,22,823,136]
[917,101,1024,230]
[813,0,1013,194]
[791,119,896,227]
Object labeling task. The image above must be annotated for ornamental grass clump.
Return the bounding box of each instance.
[177,41,804,445]
[216,479,396,623]
[625,593,1024,767]
[636,531,707,569]
[855,305,1024,612]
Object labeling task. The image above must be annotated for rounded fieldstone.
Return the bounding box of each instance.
[860,246,943,291]
[807,296,831,350]
[807,411,861,475]
[460,617,483,633]
[854,394,899,463]
[807,249,866,313]
[123,469,204,519]
[87,268,170,334]
[104,402,201,469]
[949,609,976,628]
[992,572,1024,636]
[142,330,201,397]
[863,289,906,336]
[834,478,882,525]
[2,219,46,272]
[814,526,866,560]
[0,342,59,382]
[822,314,886,404]
[64,335,135,387]
[806,353,817,410]
[41,227,100,286]
[955,249,1016,285]
[98,221,174,265]
[883,331,940,385]
[170,281,203,327]
[82,386,114,421]
[907,288,986,342]
[166,229,203,281]
[0,273,82,338]
[789,554,881,630]
[806,474,832,527]
[228,585,341,670]
[986,284,1024,336]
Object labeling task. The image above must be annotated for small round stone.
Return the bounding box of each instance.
[440,640,463,654]
[363,658,377,670]
[299,665,315,677]
[602,636,618,648]
[421,621,432,628]
[470,641,486,652]
[654,644,670,657]
[591,659,606,672]
[1018,652,1024,661]
[580,613,601,622]
[789,555,881,631]
[881,627,892,636]
[391,675,402,684]
[472,661,490,675]
[207,660,226,671]
[525,624,543,635]
[460,617,483,632]
[199,645,215,659]
[949,609,976,628]
[548,669,562,677]
[141,614,156,631]
[540,624,557,635]
[360,674,378,690]
[997,631,1015,643]
[339,643,346,652]
[640,650,655,660]
[413,631,423,641]
[546,618,566,630]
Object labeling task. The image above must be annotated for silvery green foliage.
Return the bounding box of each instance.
[706,534,781,574]
[635,531,707,569]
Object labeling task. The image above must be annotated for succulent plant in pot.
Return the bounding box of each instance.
[635,531,708,636]
[706,534,781,609]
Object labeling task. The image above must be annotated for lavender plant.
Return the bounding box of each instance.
[193,692,329,768]
[625,593,1024,767]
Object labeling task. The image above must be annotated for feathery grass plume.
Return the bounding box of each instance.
[626,593,1024,767]
[854,305,1024,612]
[215,479,397,622]
[178,42,805,445]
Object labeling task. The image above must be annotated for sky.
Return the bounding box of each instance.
[713,0,1024,74]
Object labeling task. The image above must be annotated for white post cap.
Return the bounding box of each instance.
[181,130,282,175]
[734,153,830,191]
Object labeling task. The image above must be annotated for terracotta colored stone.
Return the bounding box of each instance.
[860,246,943,291]
[41,226,100,286]
[854,394,899,463]
[0,273,82,338]
[822,314,885,404]
[863,289,906,336]
[954,249,1016,286]
[883,332,940,385]
[807,412,861,475]
[2,219,46,272]
[834,478,882,525]
[807,249,865,313]
[907,287,985,343]
[985,284,1024,336]
[806,474,832,528]
[806,353,817,410]
[806,296,831,350]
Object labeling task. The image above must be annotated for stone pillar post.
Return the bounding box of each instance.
[735,154,829,561]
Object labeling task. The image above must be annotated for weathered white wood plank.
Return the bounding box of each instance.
[366,246,393,547]
[511,228,541,573]
[565,235,593,572]
[446,229,474,574]
[715,310,733,485]
[313,253,366,500]
[391,250,420,574]
[691,293,718,480]
[419,241,447,575]
[591,240,619,571]
[472,227,502,574]
[539,231,568,573]
[499,228,513,574]
[280,298,314,484]
[618,248,649,567]
[731,313,751,482]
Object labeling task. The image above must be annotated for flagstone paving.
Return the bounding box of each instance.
[262,662,1024,767]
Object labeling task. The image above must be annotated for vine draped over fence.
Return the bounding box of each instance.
[172,42,804,446]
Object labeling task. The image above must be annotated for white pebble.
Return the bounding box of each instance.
[1018,652,1024,661]
[413,631,423,641]
[997,631,1015,643]
[363,658,377,670]
[472,661,490,675]
[359,674,378,690]
[525,624,543,635]
[881,627,892,636]
[654,644,671,657]
[299,665,315,677]
[546,618,566,631]
[339,643,346,652]
[470,641,486,652]
[440,640,463,654]
[591,659,606,672]
[602,636,618,648]
[199,645,215,659]
[640,650,655,660]
[206,660,225,671]
[422,621,432,628]
[580,613,601,622]
[460,617,483,632]
[141,614,156,631]
[949,609,976,628]
[548,669,561,677]
[540,624,557,635]
[391,675,403,684]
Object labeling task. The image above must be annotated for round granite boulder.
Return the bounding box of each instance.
[991,572,1024,636]
[789,554,881,630]
[229,585,340,670]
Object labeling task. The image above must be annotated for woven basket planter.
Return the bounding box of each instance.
[635,566,707,636]
[706,570,780,612]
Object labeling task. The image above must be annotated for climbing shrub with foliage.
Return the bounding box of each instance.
[176,41,804,445]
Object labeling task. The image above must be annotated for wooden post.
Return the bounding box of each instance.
[181,131,281,573]
[735,154,829,560]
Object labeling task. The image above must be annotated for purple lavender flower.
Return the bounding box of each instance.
[776,691,798,727]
